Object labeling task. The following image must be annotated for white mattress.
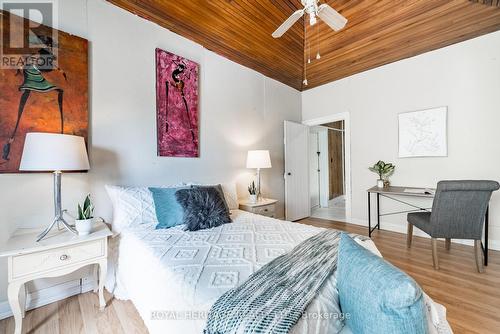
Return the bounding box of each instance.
[107,210,452,334]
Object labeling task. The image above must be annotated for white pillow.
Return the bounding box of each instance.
[220,182,239,210]
[185,182,239,210]
[105,184,183,234]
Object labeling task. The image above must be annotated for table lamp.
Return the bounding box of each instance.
[246,150,272,200]
[20,133,90,242]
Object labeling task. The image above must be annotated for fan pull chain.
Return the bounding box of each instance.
[307,33,311,64]
[303,23,308,86]
[316,20,321,60]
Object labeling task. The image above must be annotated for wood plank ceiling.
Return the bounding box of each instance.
[108,0,500,91]
[107,0,305,90]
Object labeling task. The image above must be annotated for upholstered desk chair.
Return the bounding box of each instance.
[407,180,499,272]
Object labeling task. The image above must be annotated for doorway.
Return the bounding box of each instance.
[308,121,346,221]
[283,113,351,222]
[303,112,351,222]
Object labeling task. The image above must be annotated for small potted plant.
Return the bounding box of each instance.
[369,160,395,188]
[248,181,257,204]
[75,194,94,235]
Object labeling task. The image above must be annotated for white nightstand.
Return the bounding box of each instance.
[238,198,278,218]
[0,221,112,334]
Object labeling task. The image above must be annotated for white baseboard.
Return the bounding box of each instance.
[347,217,500,251]
[0,275,95,320]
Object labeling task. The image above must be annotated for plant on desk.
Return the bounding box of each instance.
[369,160,395,188]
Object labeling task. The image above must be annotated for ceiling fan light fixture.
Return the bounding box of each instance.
[272,0,347,37]
[309,13,317,26]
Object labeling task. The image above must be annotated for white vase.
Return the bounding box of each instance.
[75,218,94,236]
[377,179,384,188]
[249,194,257,204]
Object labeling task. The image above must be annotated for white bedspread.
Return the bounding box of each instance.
[106,210,452,334]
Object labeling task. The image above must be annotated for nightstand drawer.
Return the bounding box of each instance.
[239,199,278,218]
[253,205,275,217]
[11,239,105,279]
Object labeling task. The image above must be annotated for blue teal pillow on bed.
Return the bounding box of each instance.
[337,233,427,334]
[149,187,186,229]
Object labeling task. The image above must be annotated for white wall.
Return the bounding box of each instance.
[302,31,500,249]
[0,0,301,310]
[309,132,319,208]
[309,127,330,208]
[86,0,300,221]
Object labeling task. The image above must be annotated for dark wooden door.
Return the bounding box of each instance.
[325,121,344,199]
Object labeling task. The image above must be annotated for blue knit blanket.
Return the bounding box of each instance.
[204,230,367,334]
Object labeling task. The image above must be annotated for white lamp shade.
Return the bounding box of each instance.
[19,133,90,171]
[246,150,272,169]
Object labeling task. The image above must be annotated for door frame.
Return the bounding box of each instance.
[302,112,351,222]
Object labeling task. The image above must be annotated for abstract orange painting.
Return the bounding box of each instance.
[0,11,88,173]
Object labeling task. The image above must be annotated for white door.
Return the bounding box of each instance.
[284,121,310,221]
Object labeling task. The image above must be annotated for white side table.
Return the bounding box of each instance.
[0,222,112,334]
[238,198,278,218]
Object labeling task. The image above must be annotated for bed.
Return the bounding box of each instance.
[105,208,453,334]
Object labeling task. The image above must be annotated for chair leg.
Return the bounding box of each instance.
[406,223,413,248]
[474,240,485,273]
[445,238,451,251]
[431,238,439,270]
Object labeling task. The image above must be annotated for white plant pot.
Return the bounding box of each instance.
[249,194,257,204]
[377,179,384,188]
[75,218,94,236]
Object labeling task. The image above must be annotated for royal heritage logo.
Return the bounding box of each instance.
[1,0,59,69]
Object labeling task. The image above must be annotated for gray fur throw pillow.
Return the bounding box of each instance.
[175,187,232,231]
[191,184,230,215]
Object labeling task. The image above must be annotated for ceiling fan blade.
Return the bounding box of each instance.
[272,9,304,38]
[317,4,347,31]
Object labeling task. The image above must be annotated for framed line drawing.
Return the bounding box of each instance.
[398,107,447,158]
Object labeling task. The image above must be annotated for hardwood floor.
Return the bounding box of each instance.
[0,291,148,334]
[1,218,498,333]
[301,217,500,334]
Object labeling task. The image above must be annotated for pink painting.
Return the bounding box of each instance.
[156,48,199,157]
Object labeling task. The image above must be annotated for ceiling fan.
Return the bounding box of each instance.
[272,0,347,38]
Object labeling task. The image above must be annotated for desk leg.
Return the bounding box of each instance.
[376,193,380,230]
[485,206,489,266]
[8,281,24,334]
[368,192,371,237]
[97,259,107,311]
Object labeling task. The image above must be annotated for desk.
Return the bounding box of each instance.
[367,186,489,266]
